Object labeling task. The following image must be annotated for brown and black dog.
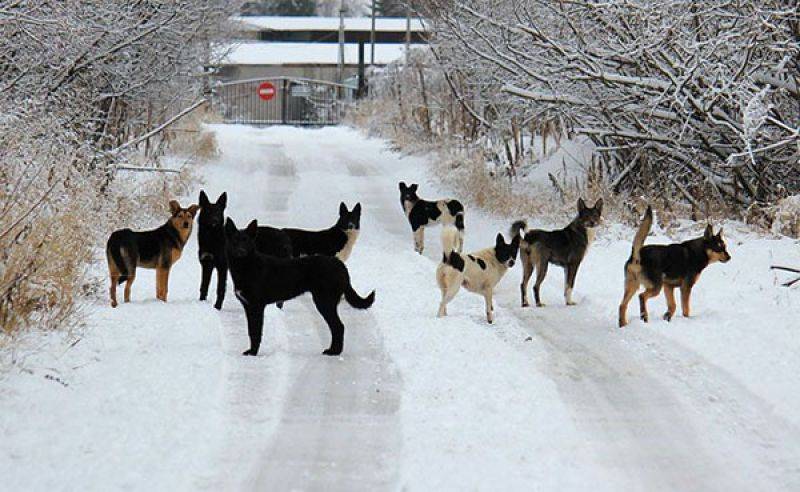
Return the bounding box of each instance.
[618,206,731,327]
[106,200,199,307]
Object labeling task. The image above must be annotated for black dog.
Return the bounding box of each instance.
[198,190,293,310]
[198,191,228,309]
[511,198,603,307]
[399,182,464,254]
[282,202,361,261]
[225,218,375,356]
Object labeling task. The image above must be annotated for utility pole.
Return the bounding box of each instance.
[337,1,345,85]
[405,5,411,65]
[370,0,376,67]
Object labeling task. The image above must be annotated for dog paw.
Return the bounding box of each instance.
[200,294,207,301]
[276,302,284,309]
[566,301,577,306]
[618,319,627,328]
[663,312,673,321]
[640,313,649,323]
[323,347,342,356]
[213,302,223,310]
[242,349,258,356]
[521,301,530,308]
[536,302,546,308]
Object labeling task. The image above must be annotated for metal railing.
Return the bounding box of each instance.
[213,77,356,126]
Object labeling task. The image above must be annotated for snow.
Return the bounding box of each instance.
[219,41,416,66]
[232,15,427,33]
[2,125,800,490]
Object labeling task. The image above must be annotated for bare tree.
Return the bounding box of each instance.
[407,0,799,209]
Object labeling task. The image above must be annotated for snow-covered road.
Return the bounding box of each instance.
[3,125,800,491]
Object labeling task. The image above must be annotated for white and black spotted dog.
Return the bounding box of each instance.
[436,227,520,323]
[399,182,464,254]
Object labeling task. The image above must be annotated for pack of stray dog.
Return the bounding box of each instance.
[106,190,372,357]
[105,180,733,359]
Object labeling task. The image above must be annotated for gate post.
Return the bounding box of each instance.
[281,78,289,125]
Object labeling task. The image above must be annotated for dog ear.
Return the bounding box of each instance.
[594,198,604,212]
[410,184,418,192]
[339,202,348,216]
[225,218,237,236]
[495,232,506,247]
[217,192,227,209]
[577,198,587,212]
[704,224,713,240]
[399,182,407,191]
[246,219,258,237]
[717,227,724,240]
[169,200,181,216]
[353,202,362,215]
[187,204,200,217]
[199,190,210,208]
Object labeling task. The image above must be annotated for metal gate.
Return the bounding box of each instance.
[213,77,356,125]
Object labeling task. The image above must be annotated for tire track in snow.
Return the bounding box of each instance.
[203,139,296,490]
[246,137,403,490]
[342,144,796,489]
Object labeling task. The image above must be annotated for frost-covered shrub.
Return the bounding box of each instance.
[770,196,800,238]
[0,2,234,336]
[406,0,799,212]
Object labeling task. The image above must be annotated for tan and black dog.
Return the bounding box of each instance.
[106,200,199,307]
[511,198,603,308]
[436,227,519,323]
[618,206,731,327]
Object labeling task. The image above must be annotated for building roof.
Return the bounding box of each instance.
[232,16,427,33]
[218,42,423,66]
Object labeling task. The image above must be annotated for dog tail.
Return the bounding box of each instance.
[510,220,527,241]
[441,225,461,255]
[454,211,465,231]
[631,206,653,264]
[106,233,129,285]
[344,284,375,310]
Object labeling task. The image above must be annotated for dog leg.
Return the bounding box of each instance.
[484,289,494,324]
[314,295,345,356]
[413,227,425,254]
[618,275,638,327]
[199,261,213,301]
[564,264,579,306]
[161,268,171,302]
[109,273,119,308]
[520,253,533,307]
[663,286,677,321]
[438,281,460,317]
[533,259,549,307]
[214,264,227,310]
[680,282,693,317]
[638,285,661,323]
[124,272,135,304]
[457,228,465,252]
[243,306,265,356]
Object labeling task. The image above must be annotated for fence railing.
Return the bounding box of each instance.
[213,77,356,125]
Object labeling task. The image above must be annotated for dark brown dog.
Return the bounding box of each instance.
[618,206,731,327]
[106,200,199,307]
[511,198,603,307]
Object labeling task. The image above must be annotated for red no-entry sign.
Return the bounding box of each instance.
[257,81,276,101]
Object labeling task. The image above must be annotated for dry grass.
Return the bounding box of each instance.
[163,105,221,161]
[1,119,205,340]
